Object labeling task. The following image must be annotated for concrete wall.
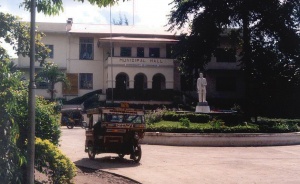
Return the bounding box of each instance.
[142,132,300,146]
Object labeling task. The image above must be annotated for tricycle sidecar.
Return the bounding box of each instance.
[85,106,146,163]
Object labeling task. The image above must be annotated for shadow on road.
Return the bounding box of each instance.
[74,156,141,170]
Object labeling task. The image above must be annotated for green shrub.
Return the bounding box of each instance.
[215,113,244,126]
[0,61,28,183]
[162,111,179,121]
[162,111,209,123]
[35,97,61,145]
[179,118,190,127]
[209,119,225,129]
[256,119,299,133]
[145,108,166,125]
[256,117,300,132]
[35,138,77,184]
[10,92,61,149]
[146,121,260,133]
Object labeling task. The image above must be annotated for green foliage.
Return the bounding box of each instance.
[35,97,61,145]
[168,1,300,117]
[145,108,166,125]
[0,10,70,184]
[162,111,209,123]
[209,119,225,129]
[0,12,50,63]
[147,117,298,133]
[179,118,190,127]
[36,62,70,101]
[6,88,61,148]
[113,13,129,25]
[216,113,245,126]
[0,60,61,183]
[0,61,27,183]
[20,0,125,16]
[21,0,64,16]
[254,118,300,133]
[35,138,76,184]
[77,0,122,7]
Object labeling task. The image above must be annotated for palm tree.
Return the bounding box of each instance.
[37,62,70,101]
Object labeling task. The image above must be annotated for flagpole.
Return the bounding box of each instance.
[133,0,135,25]
[110,4,114,104]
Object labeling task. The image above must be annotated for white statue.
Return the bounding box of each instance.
[197,72,207,102]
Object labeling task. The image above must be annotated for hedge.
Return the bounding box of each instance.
[146,125,260,133]
[162,111,209,123]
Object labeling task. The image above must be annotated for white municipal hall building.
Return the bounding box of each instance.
[17,19,244,108]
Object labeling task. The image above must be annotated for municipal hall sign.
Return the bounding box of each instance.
[110,57,173,67]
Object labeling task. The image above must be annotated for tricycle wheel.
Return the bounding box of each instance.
[88,147,96,160]
[131,145,142,163]
[66,122,74,129]
[118,153,125,159]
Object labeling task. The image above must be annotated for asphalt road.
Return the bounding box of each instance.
[59,127,300,184]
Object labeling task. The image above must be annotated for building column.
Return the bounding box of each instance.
[147,80,152,89]
[129,80,134,89]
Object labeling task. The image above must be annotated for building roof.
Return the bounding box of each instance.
[35,22,66,33]
[69,24,176,36]
[34,22,177,37]
[99,36,178,43]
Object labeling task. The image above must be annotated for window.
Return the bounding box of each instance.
[120,47,131,57]
[215,48,236,62]
[137,47,144,57]
[216,77,236,92]
[36,81,48,89]
[80,38,94,60]
[149,48,160,58]
[79,73,93,89]
[45,45,54,58]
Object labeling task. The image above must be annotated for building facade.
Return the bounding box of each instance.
[17,19,180,105]
[17,19,244,108]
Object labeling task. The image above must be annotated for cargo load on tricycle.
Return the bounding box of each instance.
[85,105,146,163]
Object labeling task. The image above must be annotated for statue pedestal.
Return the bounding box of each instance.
[195,102,210,113]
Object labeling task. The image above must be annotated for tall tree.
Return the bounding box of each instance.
[113,13,129,25]
[0,12,49,63]
[168,0,300,117]
[20,0,127,15]
[37,62,70,101]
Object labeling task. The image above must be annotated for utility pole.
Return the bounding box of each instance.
[27,0,36,183]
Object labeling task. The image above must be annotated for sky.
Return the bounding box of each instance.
[1,0,174,26]
[1,0,174,57]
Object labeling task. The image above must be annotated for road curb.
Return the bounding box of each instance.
[141,132,300,146]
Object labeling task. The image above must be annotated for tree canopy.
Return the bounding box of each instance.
[37,62,70,101]
[168,0,300,117]
[0,12,50,63]
[20,0,128,15]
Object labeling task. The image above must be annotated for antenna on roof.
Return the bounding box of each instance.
[133,0,135,25]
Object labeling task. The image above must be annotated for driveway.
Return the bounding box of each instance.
[59,127,300,184]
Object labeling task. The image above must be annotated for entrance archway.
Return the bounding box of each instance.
[152,73,166,90]
[134,73,147,91]
[115,73,129,99]
[116,73,129,91]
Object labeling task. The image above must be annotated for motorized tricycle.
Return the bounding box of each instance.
[61,108,87,129]
[84,105,146,163]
